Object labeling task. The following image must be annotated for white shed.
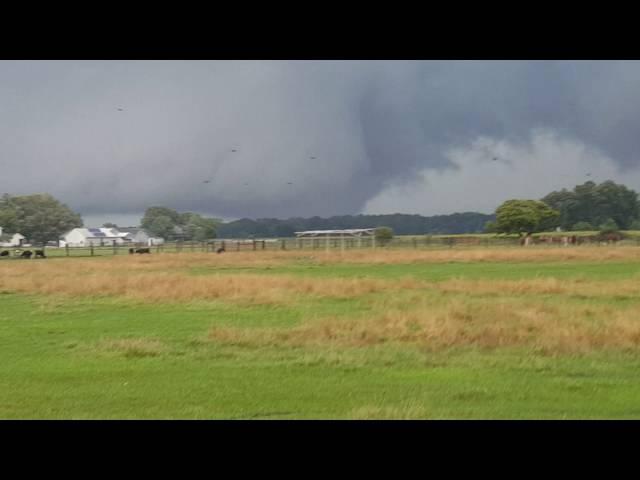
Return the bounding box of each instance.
[61,228,129,247]
[0,227,26,247]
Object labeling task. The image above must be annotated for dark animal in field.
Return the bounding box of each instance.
[0,250,9,257]
[19,250,33,259]
[216,247,225,254]
[35,250,46,258]
[135,248,151,254]
[129,248,135,254]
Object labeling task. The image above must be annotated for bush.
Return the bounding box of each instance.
[572,221,594,231]
[483,221,498,233]
[375,227,394,246]
[629,219,640,230]
[599,218,619,234]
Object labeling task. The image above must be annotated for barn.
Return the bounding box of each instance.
[61,228,130,247]
[117,227,165,246]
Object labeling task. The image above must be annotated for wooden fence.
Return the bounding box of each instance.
[3,234,640,259]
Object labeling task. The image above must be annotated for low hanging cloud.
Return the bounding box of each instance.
[2,60,640,223]
[364,129,640,215]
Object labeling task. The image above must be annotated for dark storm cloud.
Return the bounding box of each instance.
[1,60,640,221]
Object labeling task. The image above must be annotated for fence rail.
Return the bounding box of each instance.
[2,235,640,259]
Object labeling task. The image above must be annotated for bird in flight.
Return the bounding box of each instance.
[492,157,498,161]
[203,180,211,184]
[231,149,237,153]
[586,172,592,177]
[117,108,124,111]
[287,182,293,185]
[310,156,316,160]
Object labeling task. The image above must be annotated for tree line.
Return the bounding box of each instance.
[215,212,494,238]
[2,179,640,243]
[487,180,640,236]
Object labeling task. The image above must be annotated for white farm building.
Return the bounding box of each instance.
[117,227,165,246]
[0,227,26,247]
[61,228,130,247]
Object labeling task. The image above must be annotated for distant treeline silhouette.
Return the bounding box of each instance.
[217,212,495,238]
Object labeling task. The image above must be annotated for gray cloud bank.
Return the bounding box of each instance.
[2,61,640,222]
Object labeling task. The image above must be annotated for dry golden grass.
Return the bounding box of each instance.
[207,296,640,353]
[434,277,640,300]
[312,246,640,265]
[5,248,640,353]
[0,261,419,305]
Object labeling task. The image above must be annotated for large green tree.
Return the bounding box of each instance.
[140,207,219,241]
[494,200,560,236]
[542,180,640,230]
[182,213,218,242]
[0,193,83,244]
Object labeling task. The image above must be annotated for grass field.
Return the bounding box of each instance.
[2,247,640,419]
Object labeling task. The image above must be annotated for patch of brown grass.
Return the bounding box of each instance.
[313,246,640,265]
[433,277,640,300]
[207,297,640,353]
[0,263,419,304]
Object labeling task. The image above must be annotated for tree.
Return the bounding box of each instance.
[140,207,219,241]
[145,215,176,239]
[542,180,640,230]
[182,213,219,241]
[0,193,83,244]
[494,200,560,236]
[599,218,619,234]
[629,219,640,231]
[571,221,594,231]
[375,226,394,245]
[102,222,118,228]
[483,220,498,233]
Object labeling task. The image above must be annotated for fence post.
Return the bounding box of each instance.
[65,244,70,257]
[281,239,286,250]
[253,240,257,251]
[113,240,117,256]
[236,241,240,252]
[90,244,94,256]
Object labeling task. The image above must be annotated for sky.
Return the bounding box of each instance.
[2,60,640,226]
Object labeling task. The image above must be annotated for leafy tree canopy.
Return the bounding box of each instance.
[599,218,619,234]
[494,200,560,236]
[571,221,594,231]
[542,180,639,230]
[0,193,83,244]
[140,207,219,241]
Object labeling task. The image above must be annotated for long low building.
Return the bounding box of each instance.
[61,228,130,247]
[294,228,376,238]
[116,227,165,246]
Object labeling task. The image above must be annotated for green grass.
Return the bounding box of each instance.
[3,293,640,419]
[4,254,640,419]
